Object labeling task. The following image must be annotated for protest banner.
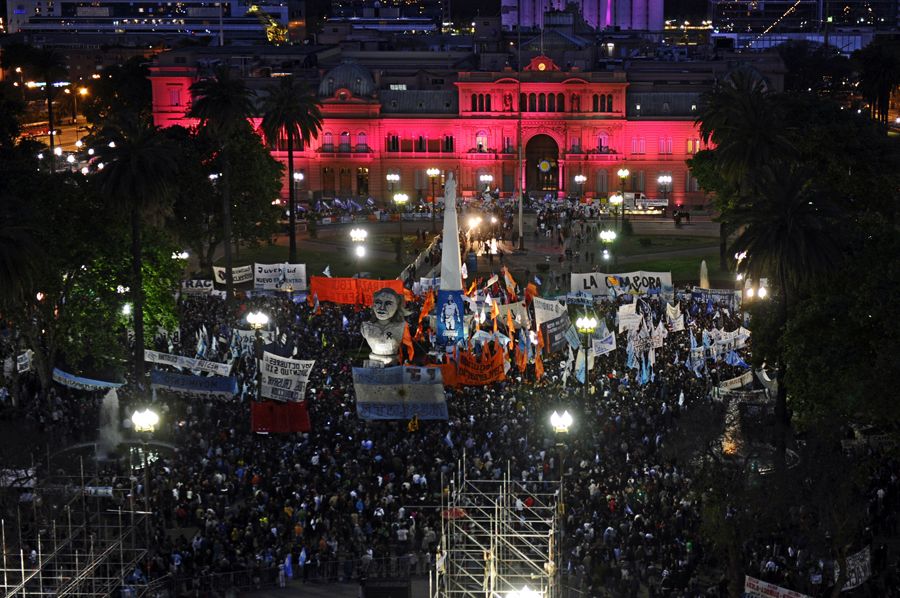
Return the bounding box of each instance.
[540,314,571,354]
[213,265,253,285]
[497,301,531,329]
[744,576,811,598]
[441,349,506,387]
[691,286,740,309]
[836,546,871,591]
[719,370,754,391]
[16,350,32,373]
[309,277,404,306]
[181,279,214,295]
[571,271,674,299]
[436,290,465,344]
[618,313,642,333]
[251,400,311,433]
[565,291,594,306]
[533,296,567,326]
[144,350,233,377]
[353,365,448,420]
[149,370,237,400]
[254,263,307,291]
[52,368,124,391]
[592,332,617,356]
[260,352,315,402]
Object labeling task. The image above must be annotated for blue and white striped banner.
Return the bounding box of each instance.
[352,366,447,420]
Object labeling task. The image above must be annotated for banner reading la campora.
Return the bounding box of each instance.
[571,271,673,299]
[309,276,404,306]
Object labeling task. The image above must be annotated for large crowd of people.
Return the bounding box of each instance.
[2,258,898,597]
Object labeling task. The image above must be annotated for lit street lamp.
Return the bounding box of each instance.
[657,174,672,211]
[386,173,400,204]
[131,407,159,539]
[507,586,543,598]
[549,409,573,533]
[609,193,623,233]
[617,167,630,225]
[247,310,269,395]
[599,229,617,264]
[427,168,441,232]
[350,228,368,276]
[394,192,409,263]
[574,173,586,200]
[574,316,596,401]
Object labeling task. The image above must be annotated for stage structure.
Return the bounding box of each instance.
[1,453,151,597]
[434,462,560,598]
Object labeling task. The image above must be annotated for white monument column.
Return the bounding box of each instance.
[439,172,464,291]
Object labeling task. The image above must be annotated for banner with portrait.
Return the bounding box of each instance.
[436,290,465,345]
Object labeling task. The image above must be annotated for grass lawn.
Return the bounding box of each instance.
[613,235,717,254]
[217,243,403,280]
[621,252,731,285]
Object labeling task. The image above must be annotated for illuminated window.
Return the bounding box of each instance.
[597,133,609,151]
[339,131,350,151]
[357,132,367,151]
[475,131,488,151]
[322,132,333,150]
[658,137,672,155]
[168,87,181,106]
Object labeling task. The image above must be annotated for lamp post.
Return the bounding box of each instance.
[617,167,630,224]
[427,168,440,233]
[393,192,409,263]
[507,586,543,598]
[657,174,672,212]
[574,316,596,401]
[574,174,586,200]
[609,193,623,233]
[549,409,573,536]
[386,173,400,205]
[131,408,159,540]
[350,228,368,276]
[247,310,269,397]
[600,228,617,264]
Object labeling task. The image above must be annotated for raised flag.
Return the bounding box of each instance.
[353,366,447,420]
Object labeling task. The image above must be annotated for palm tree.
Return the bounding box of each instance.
[94,116,179,383]
[259,76,323,263]
[189,66,256,299]
[1,44,67,172]
[853,41,900,125]
[695,67,795,269]
[729,165,842,467]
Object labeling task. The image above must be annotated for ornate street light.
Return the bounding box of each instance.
[427,168,441,232]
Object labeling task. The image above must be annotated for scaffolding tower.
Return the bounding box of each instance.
[436,462,560,598]
[1,455,151,598]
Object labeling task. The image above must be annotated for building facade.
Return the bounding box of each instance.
[501,0,664,32]
[151,54,721,207]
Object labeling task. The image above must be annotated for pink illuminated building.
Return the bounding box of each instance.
[151,53,735,207]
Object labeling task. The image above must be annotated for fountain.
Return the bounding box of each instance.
[97,388,123,459]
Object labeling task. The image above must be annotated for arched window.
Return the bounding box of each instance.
[557,93,564,111]
[607,94,613,112]
[339,131,350,151]
[475,130,488,152]
[471,94,477,112]
[592,94,599,112]
[548,93,556,112]
[357,132,368,151]
[322,132,333,150]
[528,93,536,112]
[478,94,484,112]
[322,167,335,194]
[597,133,609,151]
[485,94,492,111]
[520,93,526,111]
[538,93,546,112]
[600,95,607,112]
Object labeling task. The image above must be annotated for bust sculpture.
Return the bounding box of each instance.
[360,287,409,365]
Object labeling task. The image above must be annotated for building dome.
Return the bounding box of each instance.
[318,62,376,99]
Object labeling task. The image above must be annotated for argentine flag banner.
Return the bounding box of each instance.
[352,366,448,421]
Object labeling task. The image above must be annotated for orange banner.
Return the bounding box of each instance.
[309,277,404,306]
[441,349,507,387]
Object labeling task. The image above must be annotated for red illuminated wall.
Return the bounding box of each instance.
[150,62,707,208]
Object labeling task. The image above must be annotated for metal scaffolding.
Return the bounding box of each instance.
[1,452,150,598]
[435,462,560,598]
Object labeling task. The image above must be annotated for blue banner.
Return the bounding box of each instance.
[52,368,124,391]
[436,290,465,345]
[353,366,448,420]
[150,370,238,399]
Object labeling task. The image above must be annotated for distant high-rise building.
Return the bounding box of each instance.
[501,0,664,31]
[709,0,898,33]
[330,0,445,22]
